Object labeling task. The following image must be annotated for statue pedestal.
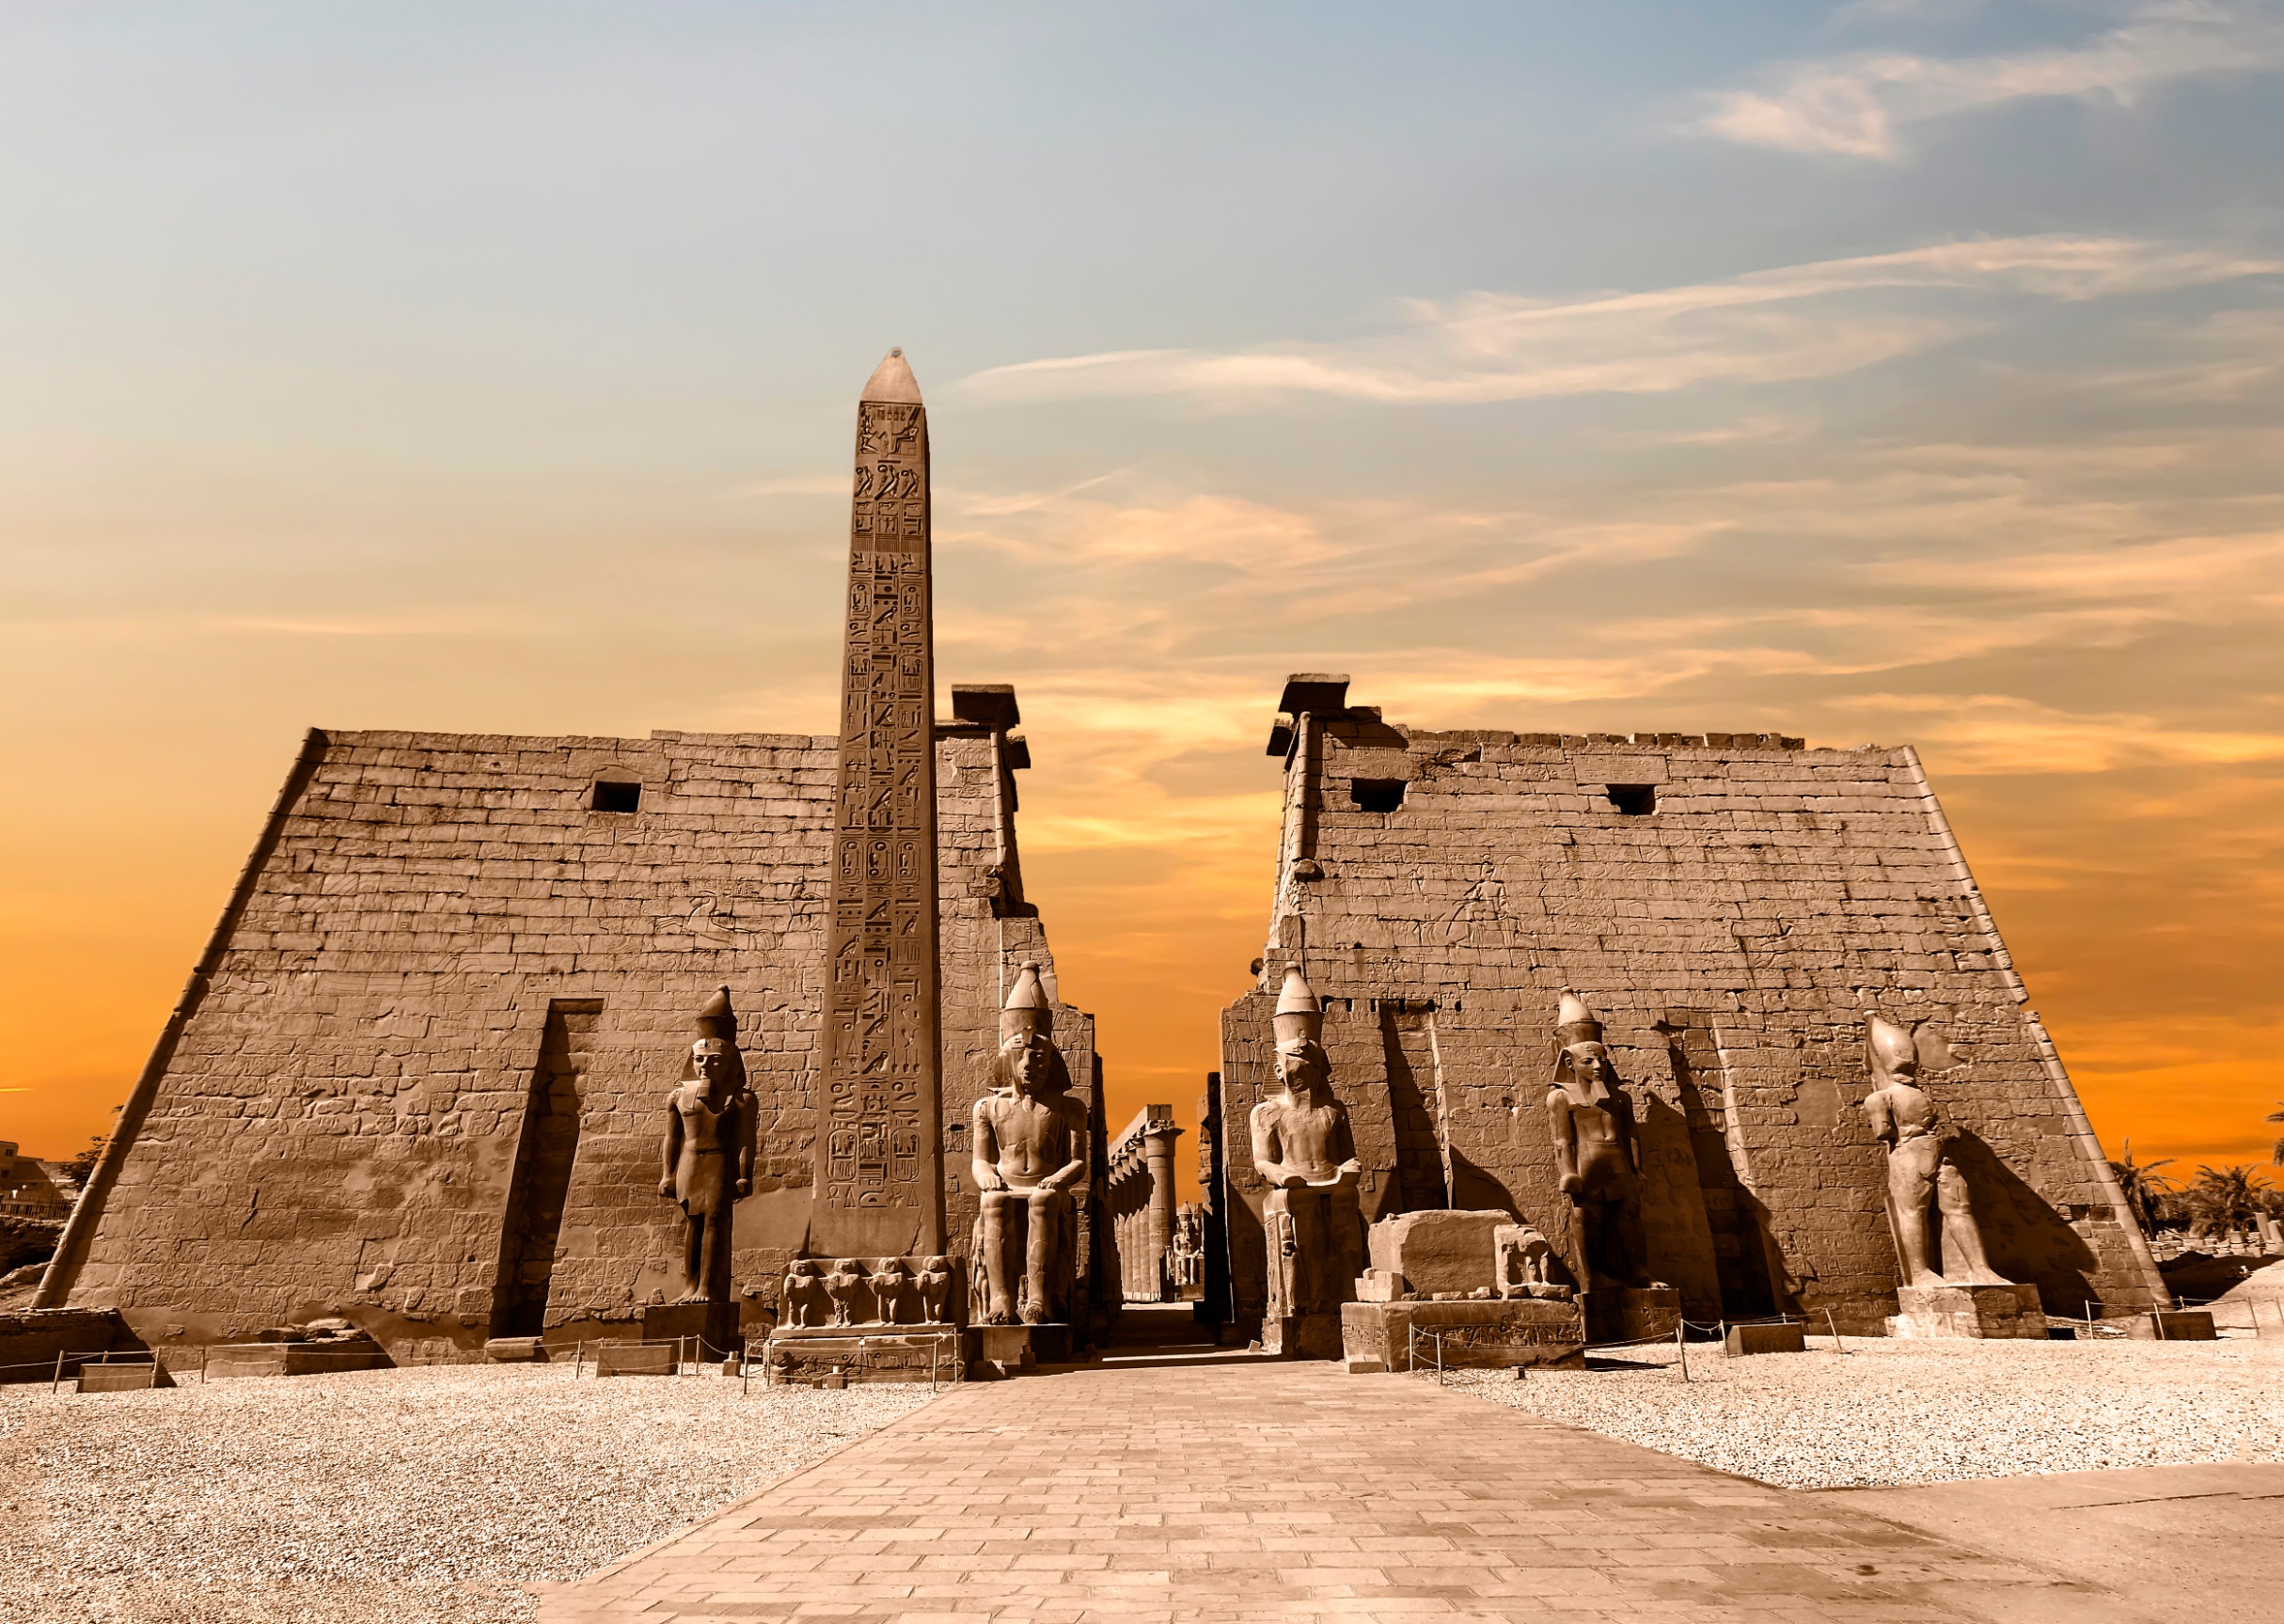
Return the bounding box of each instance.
[763,1324,969,1384]
[1339,1300,1584,1374]
[1887,1282,2047,1339]
[1263,1312,1345,1359]
[972,1323,1073,1376]
[1581,1285,1680,1347]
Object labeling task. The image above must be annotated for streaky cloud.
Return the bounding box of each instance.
[1694,1,2284,160]
[959,236,2278,408]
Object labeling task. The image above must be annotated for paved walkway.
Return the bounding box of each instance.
[540,1361,2143,1624]
[1838,1462,2284,1624]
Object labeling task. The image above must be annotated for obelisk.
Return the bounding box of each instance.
[812,349,945,1258]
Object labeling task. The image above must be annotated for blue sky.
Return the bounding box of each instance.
[5,1,2282,1171]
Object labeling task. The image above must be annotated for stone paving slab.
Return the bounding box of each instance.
[539,1362,2145,1623]
[1835,1462,2284,1624]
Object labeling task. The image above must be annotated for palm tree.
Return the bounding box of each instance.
[2187,1164,2271,1237]
[2266,1100,2284,1167]
[2109,1141,2176,1233]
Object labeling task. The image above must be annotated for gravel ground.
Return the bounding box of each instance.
[1,1363,936,1624]
[1446,1333,2284,1489]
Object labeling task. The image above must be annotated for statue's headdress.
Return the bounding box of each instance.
[1865,1012,1918,1078]
[695,985,736,1043]
[686,985,749,1094]
[1272,966,1322,1053]
[1000,961,1051,1044]
[1555,989,1603,1050]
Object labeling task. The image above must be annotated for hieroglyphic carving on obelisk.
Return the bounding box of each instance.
[812,349,945,1257]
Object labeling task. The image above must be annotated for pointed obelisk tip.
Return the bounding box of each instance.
[861,347,922,404]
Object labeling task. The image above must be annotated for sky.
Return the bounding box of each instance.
[3,1,2281,1195]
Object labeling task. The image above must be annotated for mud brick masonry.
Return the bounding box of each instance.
[1212,675,2167,1338]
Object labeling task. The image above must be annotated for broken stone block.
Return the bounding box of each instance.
[1887,1282,2048,1340]
[1723,1321,1804,1356]
[1366,1210,1513,1298]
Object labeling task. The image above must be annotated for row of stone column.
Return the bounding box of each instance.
[1105,1106,1182,1303]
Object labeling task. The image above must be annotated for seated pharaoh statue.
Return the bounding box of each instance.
[1862,1012,2009,1288]
[1251,966,1363,1353]
[1545,991,1656,1293]
[969,963,1088,1326]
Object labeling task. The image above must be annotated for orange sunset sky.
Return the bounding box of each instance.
[4,5,2282,1189]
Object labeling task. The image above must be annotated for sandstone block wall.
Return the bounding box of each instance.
[1219,702,2166,1336]
[47,718,1099,1358]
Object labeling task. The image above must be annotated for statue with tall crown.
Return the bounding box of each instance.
[969,963,1088,1326]
[1251,966,1363,1356]
[658,986,756,1309]
[1863,1012,2007,1288]
[1545,990,1654,1294]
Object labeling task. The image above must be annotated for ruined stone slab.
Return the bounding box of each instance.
[77,1361,162,1392]
[1724,1320,1805,1356]
[1583,1285,1681,1346]
[765,1326,967,1384]
[592,1341,678,1377]
[1888,1282,2048,1340]
[0,1307,140,1385]
[2124,1309,2216,1341]
[1341,1299,1584,1371]
[1366,1209,1512,1297]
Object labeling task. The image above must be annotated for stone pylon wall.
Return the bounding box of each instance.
[1217,700,2167,1336]
[46,720,1097,1360]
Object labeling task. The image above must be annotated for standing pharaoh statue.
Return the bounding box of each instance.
[657,987,755,1305]
[1251,967,1363,1353]
[1546,992,1655,1292]
[969,963,1088,1326]
[1863,1013,2008,1288]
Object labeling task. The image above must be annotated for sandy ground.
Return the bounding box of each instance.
[1446,1332,2284,1488]
[1,1363,936,1624]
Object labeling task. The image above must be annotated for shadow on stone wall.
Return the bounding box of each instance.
[1948,1132,2098,1313]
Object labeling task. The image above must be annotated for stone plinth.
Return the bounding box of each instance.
[765,1325,969,1384]
[638,1302,713,1349]
[1340,1300,1584,1374]
[78,1361,162,1392]
[1366,1210,1512,1297]
[1582,1285,1680,1346]
[2125,1310,2216,1341]
[1263,1312,1344,1360]
[1888,1282,2047,1340]
[593,1341,677,1377]
[209,1332,392,1379]
[1724,1321,1804,1357]
[976,1323,1072,1372]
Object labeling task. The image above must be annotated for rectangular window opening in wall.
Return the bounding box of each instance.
[591,780,641,813]
[1350,778,1406,813]
[1607,783,1656,815]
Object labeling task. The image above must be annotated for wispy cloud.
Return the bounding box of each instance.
[1851,692,2284,773]
[962,237,2276,408]
[1695,2,2284,160]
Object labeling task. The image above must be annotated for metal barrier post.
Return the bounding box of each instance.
[1676,1322,1689,1383]
[52,1350,65,1394]
[1825,1307,1843,1354]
